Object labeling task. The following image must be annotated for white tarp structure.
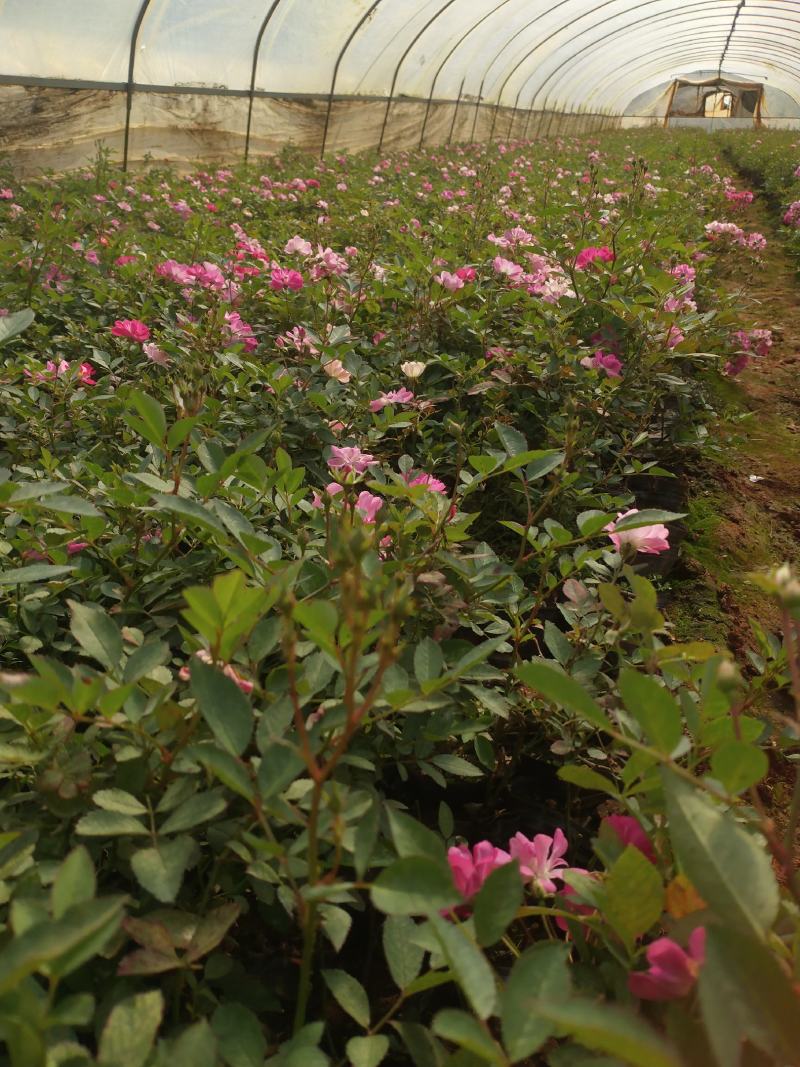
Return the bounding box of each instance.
[0,0,799,170]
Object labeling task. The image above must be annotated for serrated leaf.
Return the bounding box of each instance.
[473,860,522,947]
[383,915,425,989]
[323,968,370,1027]
[0,308,34,346]
[710,740,768,795]
[99,991,163,1067]
[346,1035,390,1067]
[429,913,496,1020]
[603,846,663,948]
[51,846,96,919]
[433,1009,504,1063]
[159,790,227,835]
[516,662,610,730]
[130,838,194,903]
[371,857,459,916]
[557,765,620,797]
[414,638,444,685]
[501,943,572,1061]
[663,769,778,939]
[618,669,682,753]
[76,811,148,837]
[190,657,253,757]
[0,564,74,585]
[69,600,122,671]
[93,788,148,816]
[211,1003,266,1067]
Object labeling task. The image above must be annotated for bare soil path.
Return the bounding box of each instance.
[667,193,800,660]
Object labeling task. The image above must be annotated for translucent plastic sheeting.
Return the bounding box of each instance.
[1,0,798,113]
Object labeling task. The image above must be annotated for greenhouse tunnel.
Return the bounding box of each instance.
[0,0,800,172]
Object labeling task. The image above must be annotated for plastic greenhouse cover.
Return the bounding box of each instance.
[0,0,798,114]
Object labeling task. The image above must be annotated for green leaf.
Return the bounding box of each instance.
[429,754,483,778]
[473,861,523,947]
[293,599,338,650]
[185,903,241,963]
[171,1021,218,1067]
[515,662,610,730]
[130,837,194,903]
[99,991,164,1067]
[383,915,425,989]
[320,904,352,952]
[371,857,459,916]
[414,638,444,685]
[322,968,370,1028]
[618,669,682,753]
[93,788,148,816]
[0,563,74,585]
[128,390,167,447]
[211,1003,266,1067]
[524,450,566,480]
[433,1009,505,1064]
[429,913,497,1020]
[557,765,620,797]
[151,493,226,534]
[51,846,96,919]
[44,494,102,517]
[69,601,122,671]
[393,1022,445,1067]
[0,308,34,347]
[75,811,148,837]
[494,422,527,456]
[663,769,778,939]
[191,657,254,757]
[159,789,227,835]
[710,740,768,795]
[189,742,255,801]
[612,510,685,531]
[0,896,125,995]
[698,925,800,1067]
[123,640,170,683]
[602,847,663,948]
[501,943,572,1062]
[528,999,680,1067]
[346,1035,390,1067]
[387,808,445,863]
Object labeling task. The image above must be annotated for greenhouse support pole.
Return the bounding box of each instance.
[417,0,514,150]
[122,0,153,171]
[663,80,678,127]
[320,0,385,159]
[447,79,465,144]
[245,1,283,163]
[469,77,486,141]
[377,0,458,155]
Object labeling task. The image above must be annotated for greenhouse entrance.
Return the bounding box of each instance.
[665,75,763,126]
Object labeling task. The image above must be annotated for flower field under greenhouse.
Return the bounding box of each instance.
[1,130,800,1066]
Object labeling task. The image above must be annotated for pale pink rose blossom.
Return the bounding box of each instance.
[604,509,670,555]
[327,446,378,475]
[508,829,569,893]
[369,387,414,412]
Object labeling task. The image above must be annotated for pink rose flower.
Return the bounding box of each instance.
[435,270,465,292]
[143,342,170,366]
[508,829,569,893]
[111,319,150,343]
[355,491,383,524]
[604,509,670,555]
[602,815,656,863]
[629,928,706,1001]
[580,350,622,378]
[369,387,414,412]
[447,841,512,902]
[405,472,447,494]
[327,446,378,475]
[574,245,614,271]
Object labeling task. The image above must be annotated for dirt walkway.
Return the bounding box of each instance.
[667,194,800,659]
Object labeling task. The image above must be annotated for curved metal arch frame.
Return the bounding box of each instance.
[417,0,515,150]
[596,37,800,118]
[375,0,460,155]
[587,43,800,124]
[488,0,800,136]
[575,35,800,117]
[122,0,154,171]
[523,5,800,124]
[244,0,283,162]
[319,0,387,159]
[510,0,727,139]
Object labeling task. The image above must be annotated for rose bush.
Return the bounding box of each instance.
[0,130,796,1067]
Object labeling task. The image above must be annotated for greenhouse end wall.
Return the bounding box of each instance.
[0,85,618,173]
